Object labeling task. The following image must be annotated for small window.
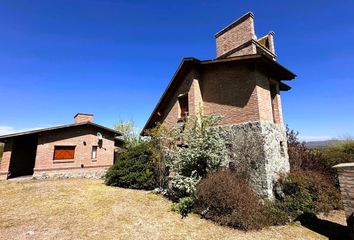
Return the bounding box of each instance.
[178,94,189,119]
[92,146,98,160]
[280,141,285,157]
[53,146,75,160]
[270,84,278,123]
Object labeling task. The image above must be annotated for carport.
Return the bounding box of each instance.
[7,134,38,178]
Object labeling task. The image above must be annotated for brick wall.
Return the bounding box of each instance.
[215,12,256,58]
[0,139,13,180]
[159,69,200,126]
[159,62,283,129]
[34,126,115,174]
[202,63,260,125]
[334,163,354,219]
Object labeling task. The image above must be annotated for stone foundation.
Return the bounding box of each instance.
[33,167,108,180]
[217,121,289,199]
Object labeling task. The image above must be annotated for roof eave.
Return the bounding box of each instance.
[141,58,201,135]
[0,122,122,141]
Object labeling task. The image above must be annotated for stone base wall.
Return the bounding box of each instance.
[334,163,354,218]
[217,121,289,199]
[33,167,109,180]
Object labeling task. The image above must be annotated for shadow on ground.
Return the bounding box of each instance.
[297,213,350,240]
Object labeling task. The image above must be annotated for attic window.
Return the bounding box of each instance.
[178,94,189,119]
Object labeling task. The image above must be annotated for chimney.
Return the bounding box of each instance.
[215,12,257,58]
[215,12,276,59]
[74,113,94,124]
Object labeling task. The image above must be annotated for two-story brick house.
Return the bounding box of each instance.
[142,12,296,198]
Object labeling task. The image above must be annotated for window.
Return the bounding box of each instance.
[270,83,278,123]
[178,94,189,119]
[280,141,285,157]
[92,146,97,160]
[53,146,75,160]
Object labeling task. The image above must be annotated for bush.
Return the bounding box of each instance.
[286,126,340,187]
[287,127,331,174]
[322,139,354,167]
[105,142,157,190]
[194,169,265,231]
[277,170,342,218]
[165,114,229,198]
[171,197,194,218]
[263,201,290,226]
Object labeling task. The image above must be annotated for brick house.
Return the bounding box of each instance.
[0,113,122,180]
[142,12,296,198]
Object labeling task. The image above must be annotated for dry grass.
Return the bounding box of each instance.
[0,179,344,240]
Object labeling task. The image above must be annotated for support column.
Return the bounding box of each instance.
[0,139,13,180]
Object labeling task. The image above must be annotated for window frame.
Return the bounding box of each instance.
[91,145,98,161]
[53,145,76,162]
[178,93,189,120]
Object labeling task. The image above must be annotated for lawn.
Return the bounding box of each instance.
[0,179,346,240]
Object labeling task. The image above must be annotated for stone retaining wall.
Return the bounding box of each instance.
[217,121,289,199]
[334,162,354,238]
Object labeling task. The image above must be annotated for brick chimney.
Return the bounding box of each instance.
[74,113,94,124]
[215,12,276,59]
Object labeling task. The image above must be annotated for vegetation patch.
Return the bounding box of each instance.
[105,142,157,190]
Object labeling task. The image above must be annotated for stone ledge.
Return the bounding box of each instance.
[33,169,108,180]
[333,162,354,168]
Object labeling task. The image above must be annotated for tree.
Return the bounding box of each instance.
[144,124,175,189]
[114,120,140,149]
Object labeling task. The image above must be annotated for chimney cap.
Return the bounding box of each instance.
[215,12,254,38]
[74,113,94,118]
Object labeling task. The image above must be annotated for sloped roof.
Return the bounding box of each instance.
[0,122,122,141]
[141,53,296,134]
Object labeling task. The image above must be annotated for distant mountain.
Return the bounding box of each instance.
[305,140,337,149]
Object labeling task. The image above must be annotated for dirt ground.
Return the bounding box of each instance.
[0,179,347,240]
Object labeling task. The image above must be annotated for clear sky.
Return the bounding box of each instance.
[0,0,353,141]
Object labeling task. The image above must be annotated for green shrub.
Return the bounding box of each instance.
[262,201,290,226]
[164,114,229,198]
[171,197,194,218]
[322,139,354,167]
[105,142,157,190]
[278,170,342,218]
[194,169,266,231]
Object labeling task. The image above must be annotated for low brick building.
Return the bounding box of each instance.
[142,12,296,198]
[0,113,122,180]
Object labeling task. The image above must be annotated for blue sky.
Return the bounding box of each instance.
[0,0,353,141]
